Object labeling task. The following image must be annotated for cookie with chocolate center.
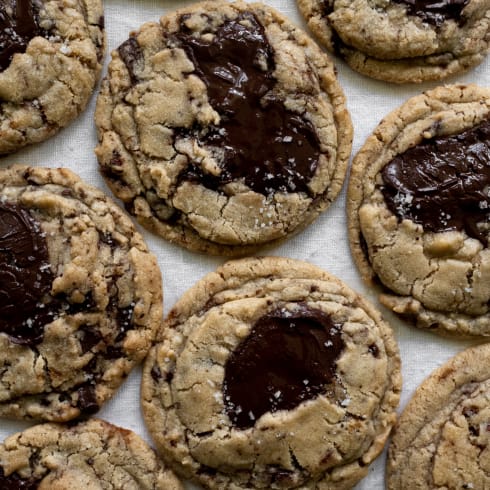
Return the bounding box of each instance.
[141,257,401,489]
[297,0,490,83]
[95,0,352,256]
[0,0,105,154]
[348,84,490,336]
[0,165,162,421]
[387,343,490,489]
[0,418,183,489]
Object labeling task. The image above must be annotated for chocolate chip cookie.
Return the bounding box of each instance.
[0,165,162,421]
[0,0,105,155]
[297,0,490,83]
[141,257,401,489]
[95,0,352,256]
[348,84,490,337]
[387,343,490,490]
[0,418,184,489]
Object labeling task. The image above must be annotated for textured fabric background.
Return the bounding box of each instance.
[1,1,488,488]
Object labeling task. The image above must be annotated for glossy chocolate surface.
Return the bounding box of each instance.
[223,305,344,429]
[0,202,55,344]
[0,0,44,71]
[381,119,490,245]
[175,13,321,195]
[392,0,469,26]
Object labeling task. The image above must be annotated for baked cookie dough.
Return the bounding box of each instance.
[297,0,490,83]
[0,418,184,489]
[348,84,490,337]
[141,257,401,489]
[0,0,105,155]
[387,343,490,490]
[95,0,352,256]
[0,165,162,421]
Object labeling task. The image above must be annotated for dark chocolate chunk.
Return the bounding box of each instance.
[79,326,102,353]
[76,383,99,414]
[0,0,46,71]
[0,467,40,490]
[118,37,143,83]
[114,303,134,342]
[223,305,344,429]
[381,119,490,245]
[392,0,469,26]
[175,12,321,196]
[0,202,56,345]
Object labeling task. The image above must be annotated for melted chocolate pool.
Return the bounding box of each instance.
[392,0,469,26]
[0,202,56,344]
[0,0,46,71]
[223,305,344,429]
[174,12,321,196]
[381,119,490,245]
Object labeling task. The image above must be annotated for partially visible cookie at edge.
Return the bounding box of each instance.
[0,164,162,421]
[141,256,401,489]
[0,0,105,155]
[387,343,490,489]
[95,0,352,256]
[297,0,490,83]
[347,84,490,337]
[0,418,184,489]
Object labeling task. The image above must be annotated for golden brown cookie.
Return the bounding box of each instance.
[95,0,352,255]
[387,343,490,490]
[141,257,401,489]
[297,0,490,83]
[0,0,105,154]
[0,165,162,421]
[348,84,490,337]
[0,418,183,489]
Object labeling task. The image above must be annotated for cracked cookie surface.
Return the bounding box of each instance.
[0,165,162,421]
[348,84,490,337]
[387,343,490,490]
[95,0,352,256]
[0,418,184,489]
[141,257,401,489]
[297,0,490,83]
[0,0,105,155]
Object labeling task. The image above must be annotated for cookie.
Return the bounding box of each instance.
[0,418,184,489]
[348,84,490,337]
[0,0,105,155]
[0,164,162,421]
[297,0,490,83]
[387,343,490,490]
[141,257,401,489]
[95,0,352,256]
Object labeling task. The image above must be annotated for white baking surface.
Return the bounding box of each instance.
[0,1,487,488]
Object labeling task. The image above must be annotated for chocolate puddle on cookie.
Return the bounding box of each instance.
[174,13,321,196]
[391,0,469,27]
[0,202,57,344]
[381,119,490,245]
[223,305,344,429]
[0,0,48,71]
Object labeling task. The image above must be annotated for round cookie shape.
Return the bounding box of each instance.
[95,0,352,256]
[0,165,163,421]
[386,343,490,489]
[348,84,490,337]
[141,257,401,489]
[0,418,184,489]
[0,0,105,155]
[297,0,490,83]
